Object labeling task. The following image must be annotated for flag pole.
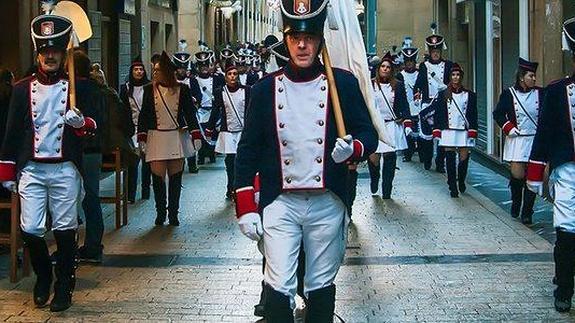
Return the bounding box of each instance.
[322,46,346,138]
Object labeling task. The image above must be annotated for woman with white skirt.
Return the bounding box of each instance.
[137,52,202,226]
[205,65,250,200]
[432,64,478,198]
[493,58,542,224]
[368,52,410,199]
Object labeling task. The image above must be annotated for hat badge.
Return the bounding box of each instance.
[431,37,437,44]
[295,0,310,15]
[41,21,54,36]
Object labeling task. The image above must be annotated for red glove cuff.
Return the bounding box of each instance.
[468,130,478,138]
[348,140,364,161]
[0,161,16,181]
[191,129,202,140]
[235,186,258,218]
[403,120,413,129]
[502,121,516,135]
[432,129,442,138]
[526,160,546,182]
[73,117,97,137]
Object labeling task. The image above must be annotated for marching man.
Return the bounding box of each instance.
[396,43,420,162]
[527,17,575,313]
[233,0,378,320]
[0,14,97,311]
[414,25,454,172]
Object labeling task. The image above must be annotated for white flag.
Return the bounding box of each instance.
[323,0,392,145]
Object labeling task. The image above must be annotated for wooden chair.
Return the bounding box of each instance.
[100,148,128,229]
[0,192,30,283]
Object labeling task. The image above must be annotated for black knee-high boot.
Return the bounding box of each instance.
[168,171,183,226]
[367,159,380,195]
[435,146,446,173]
[419,138,433,170]
[521,184,536,225]
[50,230,77,312]
[224,154,236,199]
[306,285,336,323]
[347,168,358,219]
[264,285,294,323]
[187,156,198,173]
[509,177,524,218]
[152,174,167,225]
[445,151,458,198]
[381,152,397,199]
[21,232,52,307]
[457,157,469,193]
[554,230,575,312]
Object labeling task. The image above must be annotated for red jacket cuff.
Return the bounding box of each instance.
[502,121,516,135]
[137,132,148,143]
[191,129,202,140]
[235,186,258,218]
[526,160,546,182]
[253,173,261,193]
[403,120,413,129]
[348,140,364,161]
[0,161,16,181]
[432,129,441,138]
[73,117,97,137]
[468,129,477,138]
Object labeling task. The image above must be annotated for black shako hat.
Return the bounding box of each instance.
[281,0,329,35]
[563,17,575,52]
[401,47,419,62]
[518,57,538,73]
[31,14,73,52]
[173,52,192,69]
[425,34,446,51]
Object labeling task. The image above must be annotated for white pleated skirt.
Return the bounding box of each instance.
[439,129,475,148]
[376,121,408,153]
[503,135,535,162]
[215,131,242,154]
[146,129,195,162]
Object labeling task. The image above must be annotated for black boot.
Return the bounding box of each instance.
[509,178,524,218]
[50,230,77,312]
[21,232,52,308]
[367,159,380,195]
[254,280,267,317]
[141,160,151,200]
[347,168,358,220]
[168,171,183,226]
[457,157,469,193]
[435,146,446,173]
[306,285,336,323]
[445,151,458,198]
[152,174,167,225]
[264,285,294,323]
[381,153,397,199]
[187,156,198,173]
[521,185,536,225]
[554,230,575,312]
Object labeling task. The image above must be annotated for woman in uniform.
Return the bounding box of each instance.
[206,65,250,200]
[493,58,541,224]
[432,63,478,198]
[368,52,410,199]
[137,52,202,226]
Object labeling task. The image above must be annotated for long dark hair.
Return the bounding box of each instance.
[445,71,464,102]
[514,67,531,89]
[375,60,397,91]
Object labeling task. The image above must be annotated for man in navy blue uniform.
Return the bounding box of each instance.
[233,0,378,320]
[527,17,575,313]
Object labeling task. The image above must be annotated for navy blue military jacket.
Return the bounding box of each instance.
[493,86,544,135]
[234,62,378,212]
[528,77,575,182]
[432,88,478,131]
[414,59,454,102]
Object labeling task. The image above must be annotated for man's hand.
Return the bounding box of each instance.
[64,109,85,129]
[331,135,354,164]
[237,212,263,241]
[1,181,17,193]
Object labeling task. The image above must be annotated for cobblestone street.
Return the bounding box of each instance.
[0,157,572,322]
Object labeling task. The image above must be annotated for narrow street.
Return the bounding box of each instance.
[0,157,569,322]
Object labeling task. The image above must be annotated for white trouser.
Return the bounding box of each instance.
[262,191,348,304]
[549,162,575,233]
[18,161,83,237]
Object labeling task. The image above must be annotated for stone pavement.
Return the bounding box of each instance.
[0,157,573,322]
